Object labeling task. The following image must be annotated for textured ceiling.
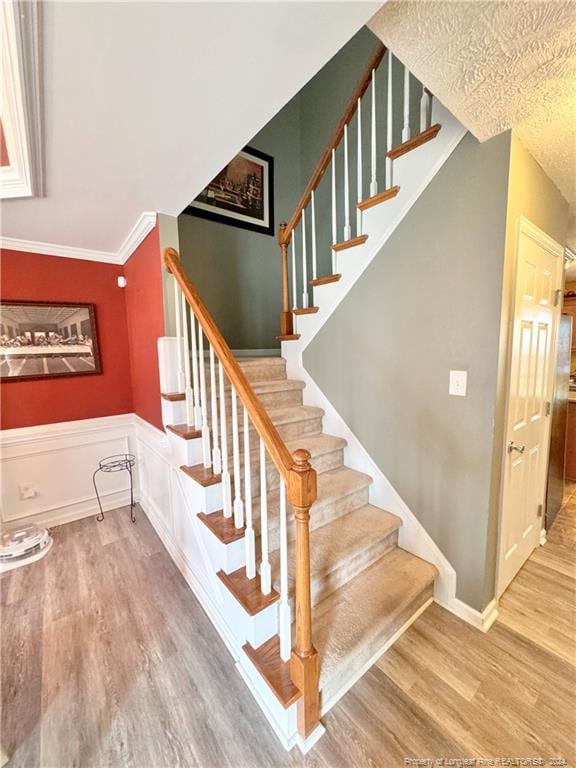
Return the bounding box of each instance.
[369,1,576,208]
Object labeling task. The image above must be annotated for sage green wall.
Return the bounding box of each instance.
[178,95,302,350]
[177,26,397,347]
[304,131,512,611]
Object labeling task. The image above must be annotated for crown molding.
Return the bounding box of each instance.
[0,211,157,265]
[0,236,121,264]
[117,212,157,264]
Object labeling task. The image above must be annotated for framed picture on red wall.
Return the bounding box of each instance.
[0,300,102,381]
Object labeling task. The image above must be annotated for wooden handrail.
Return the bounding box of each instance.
[165,247,320,737]
[279,42,386,246]
[165,247,295,478]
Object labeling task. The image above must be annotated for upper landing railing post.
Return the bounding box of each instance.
[278,222,294,338]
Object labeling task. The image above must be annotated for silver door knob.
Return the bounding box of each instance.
[508,441,525,454]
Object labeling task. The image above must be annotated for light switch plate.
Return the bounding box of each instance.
[449,370,467,397]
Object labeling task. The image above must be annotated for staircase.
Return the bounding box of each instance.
[157,41,464,752]
[216,358,437,711]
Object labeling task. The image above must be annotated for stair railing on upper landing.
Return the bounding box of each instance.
[277,43,437,339]
[164,247,321,738]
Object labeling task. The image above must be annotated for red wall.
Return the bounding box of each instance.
[1,227,165,431]
[1,249,133,429]
[123,226,164,431]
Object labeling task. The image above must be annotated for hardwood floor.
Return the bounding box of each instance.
[2,498,574,767]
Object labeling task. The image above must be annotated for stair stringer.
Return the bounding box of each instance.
[291,100,467,350]
[134,387,307,752]
[281,353,457,606]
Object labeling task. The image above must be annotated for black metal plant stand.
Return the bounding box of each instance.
[93,454,136,522]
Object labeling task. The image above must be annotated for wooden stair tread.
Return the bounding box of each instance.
[292,307,319,315]
[243,637,301,708]
[198,510,245,543]
[180,464,221,486]
[310,274,341,287]
[332,234,368,252]
[387,123,441,160]
[277,334,300,341]
[357,185,400,211]
[161,392,185,402]
[217,568,279,615]
[166,423,201,440]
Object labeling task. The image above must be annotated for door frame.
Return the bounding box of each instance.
[495,215,565,598]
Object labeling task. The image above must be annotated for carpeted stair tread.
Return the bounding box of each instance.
[313,548,437,692]
[270,504,401,604]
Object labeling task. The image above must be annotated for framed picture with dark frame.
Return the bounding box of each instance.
[0,300,102,382]
[184,145,275,236]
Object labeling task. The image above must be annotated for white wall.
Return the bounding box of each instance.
[0,414,135,528]
[2,2,380,255]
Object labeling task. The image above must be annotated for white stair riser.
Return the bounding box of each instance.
[200,527,246,574]
[166,430,203,467]
[162,398,186,426]
[219,586,279,648]
[179,471,223,514]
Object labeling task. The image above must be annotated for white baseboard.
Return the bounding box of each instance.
[436,596,499,632]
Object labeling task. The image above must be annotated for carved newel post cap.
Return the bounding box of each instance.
[292,448,312,471]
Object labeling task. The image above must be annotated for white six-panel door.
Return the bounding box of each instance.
[498,217,564,596]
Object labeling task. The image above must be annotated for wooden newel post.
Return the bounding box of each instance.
[278,223,294,338]
[288,448,320,738]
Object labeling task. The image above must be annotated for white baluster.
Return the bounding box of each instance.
[231,386,244,528]
[291,236,297,310]
[420,86,432,132]
[218,361,232,518]
[331,148,337,272]
[173,277,185,393]
[301,211,308,309]
[209,345,221,475]
[402,64,410,143]
[180,292,194,426]
[243,407,255,578]
[356,97,363,235]
[386,51,393,190]
[190,307,202,429]
[259,438,271,595]
[278,477,292,662]
[343,123,351,242]
[198,326,211,469]
[370,68,377,198]
[311,190,318,282]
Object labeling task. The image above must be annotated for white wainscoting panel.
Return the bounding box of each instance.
[0,414,134,527]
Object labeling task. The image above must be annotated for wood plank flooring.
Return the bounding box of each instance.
[2,496,574,767]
